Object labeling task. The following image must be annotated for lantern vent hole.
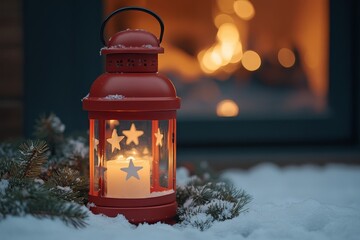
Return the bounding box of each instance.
[106,54,158,73]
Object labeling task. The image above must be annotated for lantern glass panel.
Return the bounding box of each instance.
[89,119,100,196]
[158,120,169,189]
[93,120,100,193]
[89,118,175,199]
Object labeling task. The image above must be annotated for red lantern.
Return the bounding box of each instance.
[82,7,180,224]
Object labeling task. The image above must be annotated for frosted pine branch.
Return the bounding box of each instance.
[18,140,48,178]
[47,167,88,204]
[33,113,65,153]
[0,138,88,228]
[177,178,252,231]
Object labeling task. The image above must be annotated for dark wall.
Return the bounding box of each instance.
[23,0,103,136]
[0,0,23,140]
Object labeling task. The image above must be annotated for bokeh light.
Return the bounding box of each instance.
[234,0,255,21]
[217,23,239,43]
[241,50,261,71]
[214,14,234,28]
[216,99,239,117]
[216,0,235,14]
[278,48,296,68]
[198,22,243,74]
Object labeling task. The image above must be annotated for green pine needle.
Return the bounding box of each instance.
[18,140,48,178]
[0,136,88,229]
[47,167,88,204]
[0,178,88,228]
[176,178,252,231]
[30,201,88,228]
[33,113,65,154]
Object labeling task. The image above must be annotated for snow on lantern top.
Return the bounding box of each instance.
[82,7,180,113]
[101,29,164,55]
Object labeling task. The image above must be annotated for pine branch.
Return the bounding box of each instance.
[0,136,89,228]
[33,113,65,153]
[0,156,16,179]
[30,201,88,228]
[0,142,21,179]
[47,167,88,204]
[177,178,252,231]
[18,140,48,179]
[0,178,88,228]
[45,136,89,177]
[0,142,19,159]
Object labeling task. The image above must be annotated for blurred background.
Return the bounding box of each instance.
[1,0,359,167]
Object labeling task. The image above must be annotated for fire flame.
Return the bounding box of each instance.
[198,22,243,74]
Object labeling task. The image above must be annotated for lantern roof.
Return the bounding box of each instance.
[82,73,180,112]
[100,29,164,55]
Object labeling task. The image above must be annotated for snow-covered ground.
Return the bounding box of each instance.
[1,163,360,240]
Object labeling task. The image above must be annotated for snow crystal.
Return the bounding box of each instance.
[142,44,154,48]
[81,93,89,101]
[49,115,65,133]
[183,212,214,230]
[183,198,193,208]
[205,199,233,219]
[100,43,154,52]
[64,138,88,158]
[87,202,96,208]
[109,44,126,49]
[104,94,125,100]
[99,45,127,55]
[149,189,174,197]
[181,198,235,223]
[0,179,9,194]
[1,164,360,240]
[56,186,72,193]
[34,178,44,185]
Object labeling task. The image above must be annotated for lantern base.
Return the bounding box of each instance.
[89,201,177,224]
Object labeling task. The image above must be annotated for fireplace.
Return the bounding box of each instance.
[104,0,329,120]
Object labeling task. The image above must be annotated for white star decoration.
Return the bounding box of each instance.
[120,158,143,180]
[122,123,144,145]
[154,128,164,147]
[107,129,124,152]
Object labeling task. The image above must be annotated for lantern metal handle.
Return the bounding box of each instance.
[100,6,165,46]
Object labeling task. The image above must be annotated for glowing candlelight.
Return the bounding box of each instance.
[109,120,119,129]
[106,156,150,198]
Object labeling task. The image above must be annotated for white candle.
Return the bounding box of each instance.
[106,156,150,198]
